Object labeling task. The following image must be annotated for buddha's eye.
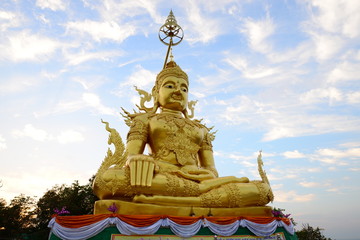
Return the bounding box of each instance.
[181,87,188,93]
[165,84,174,89]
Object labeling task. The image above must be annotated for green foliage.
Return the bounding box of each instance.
[0,176,98,239]
[34,178,98,229]
[296,224,332,240]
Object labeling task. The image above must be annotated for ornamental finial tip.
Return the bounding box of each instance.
[159,10,184,68]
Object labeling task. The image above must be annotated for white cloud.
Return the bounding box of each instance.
[299,87,360,106]
[49,92,117,116]
[274,190,315,202]
[82,93,117,115]
[349,168,360,172]
[268,41,313,64]
[184,1,222,44]
[0,10,21,31]
[10,126,83,144]
[283,150,305,159]
[65,20,136,42]
[327,61,360,83]
[268,168,299,181]
[222,95,267,125]
[308,145,360,166]
[115,65,162,107]
[316,147,360,159]
[0,30,60,62]
[240,15,275,53]
[122,65,156,89]
[65,50,124,66]
[53,99,85,114]
[72,76,105,90]
[0,75,41,94]
[93,0,162,24]
[307,0,360,38]
[299,87,343,104]
[299,181,321,188]
[220,90,360,141]
[326,188,340,193]
[12,124,50,141]
[36,0,67,11]
[37,14,50,24]
[339,142,360,148]
[307,168,321,173]
[271,184,283,190]
[57,130,84,144]
[347,91,360,104]
[0,135,7,151]
[309,32,344,61]
[225,57,281,80]
[263,127,296,141]
[266,114,360,141]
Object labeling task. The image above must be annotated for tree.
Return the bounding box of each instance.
[296,224,333,240]
[0,194,36,239]
[0,177,98,239]
[32,177,98,239]
[0,197,7,232]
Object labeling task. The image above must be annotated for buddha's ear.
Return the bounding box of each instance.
[153,95,158,106]
[151,87,158,101]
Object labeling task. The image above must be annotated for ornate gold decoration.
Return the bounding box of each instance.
[200,188,222,208]
[155,113,200,165]
[159,10,184,68]
[93,120,128,195]
[134,86,153,113]
[257,151,274,202]
[223,184,241,208]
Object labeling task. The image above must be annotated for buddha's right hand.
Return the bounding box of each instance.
[126,155,155,187]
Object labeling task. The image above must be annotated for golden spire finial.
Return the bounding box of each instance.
[159,10,184,69]
[164,10,177,27]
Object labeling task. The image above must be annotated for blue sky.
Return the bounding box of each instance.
[0,0,359,239]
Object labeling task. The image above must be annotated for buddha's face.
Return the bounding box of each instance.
[158,76,188,111]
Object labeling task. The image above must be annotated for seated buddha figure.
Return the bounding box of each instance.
[93,59,273,215]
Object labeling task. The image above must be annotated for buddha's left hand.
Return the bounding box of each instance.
[176,166,216,182]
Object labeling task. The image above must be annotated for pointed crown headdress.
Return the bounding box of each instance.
[152,59,188,96]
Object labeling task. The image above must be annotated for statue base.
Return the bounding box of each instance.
[94,199,273,217]
[50,226,298,240]
[48,214,298,240]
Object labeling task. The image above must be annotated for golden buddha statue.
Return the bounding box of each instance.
[92,58,274,217]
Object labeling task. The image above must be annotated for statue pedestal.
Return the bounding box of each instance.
[48,214,298,240]
[94,199,273,217]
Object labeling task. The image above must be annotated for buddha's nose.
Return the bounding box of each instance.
[172,89,182,98]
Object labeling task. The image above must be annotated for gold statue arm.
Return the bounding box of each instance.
[125,112,156,187]
[126,139,146,155]
[198,149,219,178]
[198,128,218,178]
